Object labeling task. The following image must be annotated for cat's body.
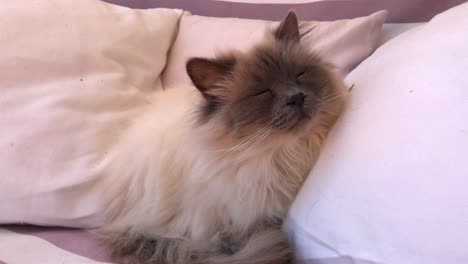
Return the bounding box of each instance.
[99,11,347,264]
[100,86,317,262]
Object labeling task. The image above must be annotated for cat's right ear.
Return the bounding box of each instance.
[186,57,236,102]
[275,11,300,42]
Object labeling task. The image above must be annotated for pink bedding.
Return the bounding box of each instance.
[0,225,111,264]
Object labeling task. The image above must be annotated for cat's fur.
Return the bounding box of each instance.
[98,11,347,264]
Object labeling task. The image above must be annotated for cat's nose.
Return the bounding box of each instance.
[286,92,305,107]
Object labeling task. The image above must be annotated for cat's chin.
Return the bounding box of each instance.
[261,119,313,147]
[279,110,312,133]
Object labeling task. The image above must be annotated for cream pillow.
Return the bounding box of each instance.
[0,0,182,228]
[287,3,468,264]
[162,10,388,88]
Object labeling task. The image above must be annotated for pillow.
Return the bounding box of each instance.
[0,0,182,228]
[379,23,424,46]
[162,10,388,88]
[286,3,468,264]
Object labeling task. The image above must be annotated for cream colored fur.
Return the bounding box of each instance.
[99,74,345,243]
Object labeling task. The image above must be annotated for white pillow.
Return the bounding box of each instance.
[0,0,182,228]
[287,3,468,264]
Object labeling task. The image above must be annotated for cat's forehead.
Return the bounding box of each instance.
[253,44,298,67]
[238,44,325,83]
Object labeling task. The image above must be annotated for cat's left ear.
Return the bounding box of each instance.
[186,57,236,103]
[275,11,300,42]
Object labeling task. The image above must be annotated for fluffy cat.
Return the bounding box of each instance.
[98,11,347,264]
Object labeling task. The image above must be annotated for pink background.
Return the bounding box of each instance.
[104,0,467,22]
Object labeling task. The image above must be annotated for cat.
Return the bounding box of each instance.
[97,11,347,264]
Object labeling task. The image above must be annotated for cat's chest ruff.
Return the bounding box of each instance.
[185,149,298,227]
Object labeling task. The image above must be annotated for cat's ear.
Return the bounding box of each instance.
[275,11,300,42]
[186,57,236,102]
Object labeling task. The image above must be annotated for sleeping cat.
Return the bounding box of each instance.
[98,11,347,264]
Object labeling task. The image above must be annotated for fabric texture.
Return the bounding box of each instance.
[104,0,466,23]
[162,10,388,88]
[0,226,111,264]
[286,2,468,264]
[0,0,182,228]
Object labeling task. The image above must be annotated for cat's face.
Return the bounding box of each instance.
[187,11,344,140]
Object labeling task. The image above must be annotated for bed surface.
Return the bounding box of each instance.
[0,226,111,264]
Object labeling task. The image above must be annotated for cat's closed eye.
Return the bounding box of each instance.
[253,89,272,97]
[296,71,306,79]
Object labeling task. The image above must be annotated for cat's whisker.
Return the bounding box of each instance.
[215,125,273,156]
[316,93,344,107]
[244,128,272,153]
[214,128,267,154]
[319,92,341,102]
[233,129,270,153]
[230,129,267,150]
[215,130,262,152]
